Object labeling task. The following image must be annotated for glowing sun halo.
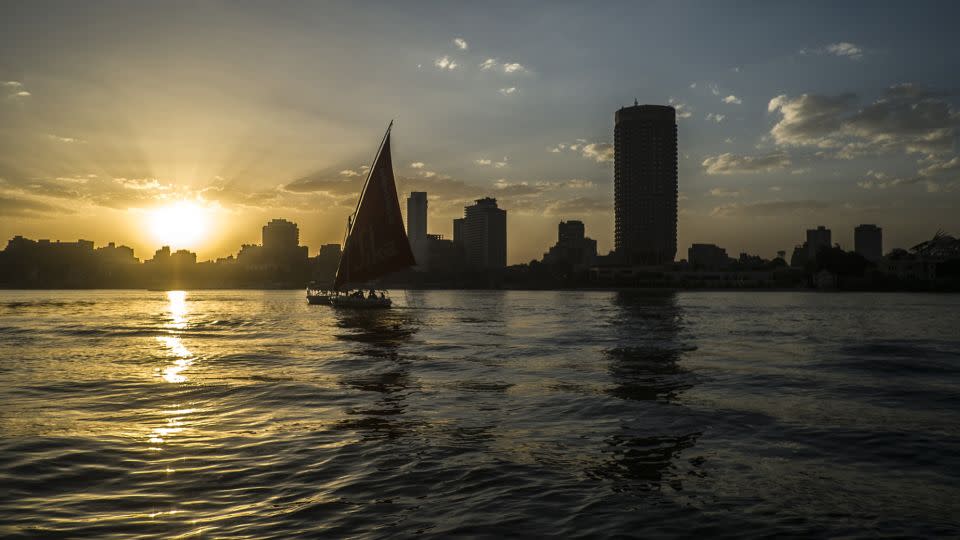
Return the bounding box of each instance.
[147,201,211,248]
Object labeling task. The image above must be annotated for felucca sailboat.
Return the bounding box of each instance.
[306,122,416,308]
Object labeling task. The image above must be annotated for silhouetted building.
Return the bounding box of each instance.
[790,244,808,267]
[688,243,730,270]
[614,103,678,265]
[460,197,507,270]
[806,226,832,260]
[543,220,597,268]
[263,219,299,251]
[425,234,462,273]
[855,224,883,262]
[453,218,465,248]
[407,191,429,269]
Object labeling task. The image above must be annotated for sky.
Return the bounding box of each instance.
[1,0,959,264]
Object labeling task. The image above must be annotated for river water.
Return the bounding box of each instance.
[1,290,958,538]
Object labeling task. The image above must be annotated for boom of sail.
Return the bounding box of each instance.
[333,123,416,290]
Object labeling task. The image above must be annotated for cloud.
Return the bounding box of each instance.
[3,81,23,87]
[689,82,697,89]
[563,179,595,189]
[474,157,508,168]
[421,171,437,178]
[480,58,497,70]
[919,156,960,177]
[434,56,458,70]
[825,42,864,60]
[706,113,725,123]
[702,152,791,175]
[855,169,923,190]
[800,42,864,60]
[499,87,517,96]
[48,134,79,143]
[768,86,960,158]
[453,37,468,50]
[709,83,720,96]
[410,162,425,169]
[581,142,614,163]
[722,95,742,105]
[474,159,491,166]
[711,199,831,218]
[550,140,614,163]
[0,195,73,217]
[284,172,362,195]
[668,98,693,119]
[724,137,735,144]
[544,197,610,216]
[708,187,744,198]
[13,91,30,97]
[502,62,526,73]
[339,169,362,177]
[493,179,542,197]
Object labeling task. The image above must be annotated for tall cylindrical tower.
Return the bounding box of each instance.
[614,104,677,265]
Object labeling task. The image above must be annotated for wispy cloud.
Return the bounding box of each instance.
[409,162,425,169]
[480,58,497,70]
[800,42,865,60]
[706,113,725,123]
[723,95,742,105]
[499,87,517,96]
[702,152,792,175]
[709,187,744,198]
[453,37,468,50]
[502,62,526,73]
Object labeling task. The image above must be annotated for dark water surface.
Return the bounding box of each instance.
[1,290,959,538]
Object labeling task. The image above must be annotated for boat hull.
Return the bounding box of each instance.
[329,295,392,309]
[306,294,332,305]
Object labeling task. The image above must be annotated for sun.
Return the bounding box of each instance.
[147,201,211,249]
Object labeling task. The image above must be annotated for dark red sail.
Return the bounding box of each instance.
[334,127,416,289]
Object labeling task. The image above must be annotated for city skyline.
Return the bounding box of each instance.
[2,1,959,264]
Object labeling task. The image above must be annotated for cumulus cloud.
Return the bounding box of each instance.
[474,159,492,166]
[711,199,831,218]
[581,143,614,163]
[434,56,458,70]
[339,169,362,177]
[499,87,517,96]
[493,179,542,197]
[453,37,468,50]
[550,140,614,163]
[480,58,497,70]
[702,152,792,175]
[3,81,23,87]
[706,113,725,123]
[410,162,425,169]
[768,85,960,158]
[502,62,526,73]
[722,95,742,105]
[564,179,595,189]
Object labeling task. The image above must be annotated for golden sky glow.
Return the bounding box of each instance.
[1,3,959,263]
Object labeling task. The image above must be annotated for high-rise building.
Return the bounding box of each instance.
[460,197,506,270]
[407,192,429,268]
[614,103,678,265]
[854,224,883,261]
[806,226,832,260]
[262,219,299,251]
